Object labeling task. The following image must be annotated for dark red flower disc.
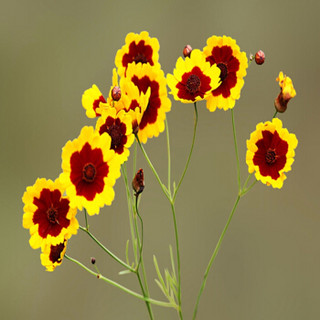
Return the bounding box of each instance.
[99,117,128,154]
[32,188,71,238]
[176,66,211,101]
[49,241,66,263]
[70,142,109,201]
[206,45,240,98]
[122,40,154,71]
[253,130,288,180]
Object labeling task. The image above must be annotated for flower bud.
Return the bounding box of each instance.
[274,72,296,113]
[183,45,192,58]
[91,257,96,264]
[111,86,121,101]
[132,169,144,196]
[255,50,265,65]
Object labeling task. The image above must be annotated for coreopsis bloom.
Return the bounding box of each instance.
[82,85,107,118]
[115,31,160,77]
[274,72,296,113]
[96,107,134,164]
[60,126,121,215]
[125,63,171,143]
[203,35,248,112]
[40,239,67,272]
[246,118,298,189]
[22,178,79,249]
[167,49,221,103]
[101,69,150,134]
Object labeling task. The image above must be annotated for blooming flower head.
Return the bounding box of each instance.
[167,49,221,103]
[22,178,79,249]
[101,69,150,134]
[274,71,296,113]
[96,107,134,164]
[60,126,121,215]
[125,63,171,144]
[82,85,107,118]
[246,118,298,188]
[40,239,68,272]
[115,31,160,77]
[203,35,248,112]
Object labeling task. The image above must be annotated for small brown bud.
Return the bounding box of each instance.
[255,50,265,65]
[183,45,192,58]
[132,169,145,196]
[91,257,96,264]
[111,86,121,101]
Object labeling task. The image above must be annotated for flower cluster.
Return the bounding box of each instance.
[23,31,298,284]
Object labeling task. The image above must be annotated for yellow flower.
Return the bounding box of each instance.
[22,178,78,249]
[60,126,121,215]
[115,31,160,77]
[96,107,135,164]
[125,63,171,144]
[167,49,221,103]
[40,239,68,272]
[82,85,107,118]
[274,72,296,113]
[203,35,248,112]
[246,118,298,189]
[99,69,150,134]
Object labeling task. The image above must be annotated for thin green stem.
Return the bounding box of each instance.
[165,117,172,195]
[173,102,198,202]
[134,195,154,319]
[123,164,153,319]
[231,109,241,193]
[84,209,89,230]
[193,195,241,320]
[136,136,170,200]
[273,110,278,118]
[65,254,175,309]
[121,164,138,265]
[79,225,134,272]
[133,140,137,175]
[170,202,183,319]
[241,179,258,197]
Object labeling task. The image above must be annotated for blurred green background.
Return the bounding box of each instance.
[2,0,320,319]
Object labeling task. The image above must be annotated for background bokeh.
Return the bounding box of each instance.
[2,0,320,319]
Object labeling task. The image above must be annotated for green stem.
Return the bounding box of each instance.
[122,164,153,319]
[65,254,174,308]
[193,195,241,320]
[121,164,138,265]
[134,195,154,319]
[273,110,278,118]
[79,225,134,272]
[231,109,241,193]
[170,201,183,319]
[165,117,172,195]
[136,135,171,200]
[173,102,198,202]
[84,209,89,230]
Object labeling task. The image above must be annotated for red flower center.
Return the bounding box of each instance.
[47,206,58,224]
[122,40,154,72]
[49,242,66,263]
[176,66,211,101]
[70,143,109,201]
[217,63,228,82]
[32,188,71,239]
[253,130,288,180]
[99,117,127,154]
[265,148,277,165]
[186,74,201,94]
[206,45,240,98]
[82,163,96,182]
